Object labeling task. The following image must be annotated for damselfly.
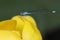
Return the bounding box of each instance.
[20,9,56,15]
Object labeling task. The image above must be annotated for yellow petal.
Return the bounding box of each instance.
[11,15,42,40]
[22,16,36,26]
[11,15,24,32]
[22,17,42,40]
[0,30,21,40]
[22,16,40,31]
[0,20,17,30]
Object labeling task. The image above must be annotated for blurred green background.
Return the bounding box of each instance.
[0,0,60,37]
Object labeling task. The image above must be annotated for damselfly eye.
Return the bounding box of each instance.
[51,10,56,14]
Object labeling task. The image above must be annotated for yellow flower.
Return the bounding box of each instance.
[0,15,42,40]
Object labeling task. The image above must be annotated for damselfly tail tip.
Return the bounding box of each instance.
[20,12,31,15]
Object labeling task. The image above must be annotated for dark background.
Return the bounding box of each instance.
[0,0,60,40]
